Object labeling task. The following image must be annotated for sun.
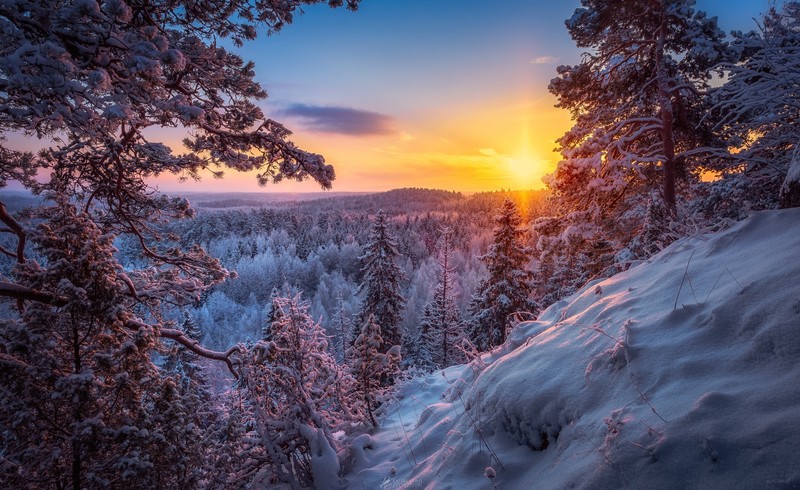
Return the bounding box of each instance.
[502,116,552,189]
[505,139,550,189]
[507,155,542,185]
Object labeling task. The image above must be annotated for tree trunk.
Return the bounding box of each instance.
[71,322,83,490]
[364,372,376,427]
[655,9,678,218]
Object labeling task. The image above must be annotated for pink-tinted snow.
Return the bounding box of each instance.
[346,208,800,489]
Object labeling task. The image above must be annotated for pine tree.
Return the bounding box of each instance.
[207,389,253,488]
[348,315,400,427]
[412,304,439,372]
[540,0,732,293]
[0,0,364,398]
[262,287,281,341]
[332,289,354,364]
[147,366,218,488]
[550,0,729,218]
[357,210,406,353]
[154,310,219,489]
[468,199,538,350]
[712,2,800,209]
[0,1,366,484]
[434,227,464,368]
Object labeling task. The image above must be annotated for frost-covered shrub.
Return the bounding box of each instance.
[348,315,401,427]
[238,294,359,488]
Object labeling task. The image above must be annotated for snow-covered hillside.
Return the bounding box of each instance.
[346,208,800,489]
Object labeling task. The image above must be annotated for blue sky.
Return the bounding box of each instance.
[164,0,773,193]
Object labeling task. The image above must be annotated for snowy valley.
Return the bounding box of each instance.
[348,208,800,489]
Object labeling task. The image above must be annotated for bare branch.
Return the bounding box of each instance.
[157,328,241,379]
[0,201,26,265]
[0,281,67,307]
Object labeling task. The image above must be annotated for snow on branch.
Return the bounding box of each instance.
[0,281,67,307]
[0,281,241,377]
[0,201,26,265]
[159,327,242,378]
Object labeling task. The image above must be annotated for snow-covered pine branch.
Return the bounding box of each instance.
[711,1,800,208]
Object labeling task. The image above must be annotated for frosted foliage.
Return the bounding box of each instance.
[0,0,355,193]
[237,293,357,488]
[0,0,363,404]
[348,208,800,490]
[347,315,400,427]
[541,0,732,295]
[412,227,465,370]
[712,1,800,209]
[0,204,169,488]
[0,2,362,296]
[0,10,370,485]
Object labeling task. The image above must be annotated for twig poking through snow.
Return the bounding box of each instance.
[634,386,668,424]
[394,401,417,466]
[442,371,505,471]
[702,268,744,305]
[674,250,697,310]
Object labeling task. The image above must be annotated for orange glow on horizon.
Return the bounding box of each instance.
[150,94,570,195]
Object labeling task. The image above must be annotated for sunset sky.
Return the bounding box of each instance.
[14,0,780,194]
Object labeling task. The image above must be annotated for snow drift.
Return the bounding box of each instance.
[347,208,800,489]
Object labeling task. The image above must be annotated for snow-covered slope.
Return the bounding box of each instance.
[346,209,800,489]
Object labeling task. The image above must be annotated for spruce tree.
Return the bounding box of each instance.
[149,354,219,488]
[468,199,538,350]
[357,210,406,353]
[415,227,464,370]
[262,287,281,341]
[331,289,354,364]
[412,304,439,372]
[0,204,164,488]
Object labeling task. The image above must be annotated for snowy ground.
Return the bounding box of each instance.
[344,208,800,489]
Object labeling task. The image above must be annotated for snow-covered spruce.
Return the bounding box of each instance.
[237,293,359,489]
[468,198,538,350]
[357,210,406,354]
[411,226,466,371]
[347,315,401,428]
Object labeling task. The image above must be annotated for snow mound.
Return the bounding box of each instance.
[346,209,800,489]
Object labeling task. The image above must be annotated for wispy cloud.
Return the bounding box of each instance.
[530,56,559,65]
[280,103,396,136]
